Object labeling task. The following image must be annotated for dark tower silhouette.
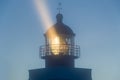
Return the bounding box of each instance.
[29,13,92,80]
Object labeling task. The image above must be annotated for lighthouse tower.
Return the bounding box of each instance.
[29,13,92,80]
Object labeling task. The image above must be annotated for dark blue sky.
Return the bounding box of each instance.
[0,0,120,80]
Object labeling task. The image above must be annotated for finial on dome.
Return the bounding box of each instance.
[57,2,62,13]
[56,3,63,23]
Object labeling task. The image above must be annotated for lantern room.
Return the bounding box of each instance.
[40,13,80,68]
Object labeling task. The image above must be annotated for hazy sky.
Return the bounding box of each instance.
[0,0,120,80]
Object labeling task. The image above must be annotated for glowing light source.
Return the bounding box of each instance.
[50,36,69,55]
[51,37,60,55]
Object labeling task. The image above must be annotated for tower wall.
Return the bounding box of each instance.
[29,68,92,80]
[45,55,75,68]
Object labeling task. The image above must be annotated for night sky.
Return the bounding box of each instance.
[0,0,120,80]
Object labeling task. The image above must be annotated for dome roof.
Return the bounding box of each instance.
[45,14,75,36]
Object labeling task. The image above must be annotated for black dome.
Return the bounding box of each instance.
[45,14,75,36]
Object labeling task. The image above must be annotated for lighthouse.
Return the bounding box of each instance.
[29,13,92,80]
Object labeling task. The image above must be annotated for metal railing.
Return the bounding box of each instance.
[39,44,80,58]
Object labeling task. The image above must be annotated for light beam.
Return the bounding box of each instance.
[34,0,64,55]
[34,0,53,30]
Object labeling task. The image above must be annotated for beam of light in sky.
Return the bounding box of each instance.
[34,0,53,30]
[34,0,65,55]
